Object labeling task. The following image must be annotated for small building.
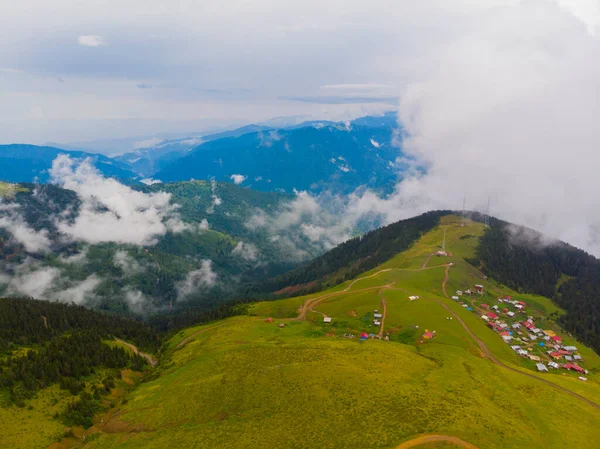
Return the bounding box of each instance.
[507,311,516,317]
[474,284,484,293]
[279,323,285,328]
[481,315,490,321]
[511,323,521,329]
[502,308,509,313]
[532,328,542,334]
[517,349,529,356]
[564,363,585,373]
[265,317,273,323]
[492,305,499,311]
[564,346,578,352]
[452,296,459,300]
[323,317,332,323]
[487,312,498,320]
[548,361,560,369]
[548,351,563,360]
[551,336,563,343]
[373,313,383,319]
[481,303,490,310]
[536,363,548,372]
[515,304,524,310]
[373,320,381,326]
[409,296,419,301]
[423,330,435,340]
[543,330,556,337]
[456,290,463,296]
[500,331,511,337]
[529,355,541,362]
[565,355,573,361]
[579,377,588,382]
[510,345,521,351]
[573,355,582,361]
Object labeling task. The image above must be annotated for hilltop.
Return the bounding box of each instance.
[43,215,600,449]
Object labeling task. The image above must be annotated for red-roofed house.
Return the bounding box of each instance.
[487,312,498,320]
[548,352,563,360]
[500,331,511,337]
[551,336,563,342]
[524,321,534,329]
[518,301,526,306]
[564,363,585,373]
[423,331,435,340]
[558,350,570,355]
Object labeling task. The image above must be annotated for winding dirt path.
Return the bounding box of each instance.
[421,253,434,269]
[393,434,479,449]
[114,338,158,367]
[297,269,392,320]
[378,289,387,337]
[175,323,228,349]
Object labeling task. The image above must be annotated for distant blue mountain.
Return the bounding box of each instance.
[0,144,138,183]
[114,125,274,177]
[154,115,406,194]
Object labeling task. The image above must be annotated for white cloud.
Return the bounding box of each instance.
[54,275,100,304]
[50,155,188,245]
[370,138,381,148]
[199,218,209,231]
[78,35,106,47]
[132,137,163,150]
[140,178,163,185]
[113,250,145,276]
[258,130,283,148]
[232,241,259,261]
[230,174,246,185]
[176,260,217,300]
[0,203,52,253]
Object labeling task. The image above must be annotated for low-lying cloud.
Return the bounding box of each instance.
[176,260,217,301]
[50,155,189,246]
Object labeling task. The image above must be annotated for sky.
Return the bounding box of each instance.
[2,0,600,258]
[1,0,595,145]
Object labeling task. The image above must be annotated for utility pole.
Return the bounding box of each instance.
[484,196,490,227]
[461,196,466,227]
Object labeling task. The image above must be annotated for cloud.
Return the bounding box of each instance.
[230,174,246,185]
[382,0,600,256]
[232,241,259,261]
[78,35,106,47]
[140,178,163,185]
[258,130,283,148]
[280,96,399,105]
[132,137,163,150]
[176,260,217,300]
[198,218,209,231]
[0,259,99,304]
[370,138,381,148]
[113,250,145,276]
[320,83,393,90]
[50,155,188,246]
[0,203,52,253]
[136,83,153,89]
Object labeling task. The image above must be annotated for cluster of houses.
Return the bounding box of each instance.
[450,289,589,380]
[373,309,383,326]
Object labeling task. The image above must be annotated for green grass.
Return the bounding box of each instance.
[13,216,600,448]
[85,316,600,449]
[0,181,28,198]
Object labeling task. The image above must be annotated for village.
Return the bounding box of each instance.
[451,285,590,381]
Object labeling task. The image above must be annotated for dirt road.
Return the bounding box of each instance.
[175,323,228,349]
[378,289,387,337]
[115,338,158,367]
[297,269,392,320]
[393,434,479,449]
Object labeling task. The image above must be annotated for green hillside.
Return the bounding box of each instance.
[58,215,600,449]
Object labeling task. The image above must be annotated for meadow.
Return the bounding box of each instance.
[80,217,600,449]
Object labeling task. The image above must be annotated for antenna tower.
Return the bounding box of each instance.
[442,227,447,253]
